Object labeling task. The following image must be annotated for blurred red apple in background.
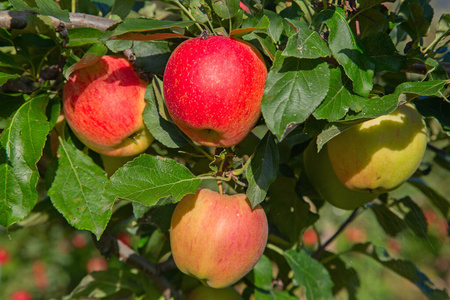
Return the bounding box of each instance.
[86,257,108,273]
[10,290,32,300]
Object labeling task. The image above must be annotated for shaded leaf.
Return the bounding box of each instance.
[400,196,428,238]
[143,85,188,148]
[399,1,432,39]
[67,28,104,47]
[0,95,50,226]
[246,131,279,208]
[0,73,19,86]
[315,119,364,152]
[370,204,408,237]
[267,176,318,243]
[262,51,330,141]
[313,7,374,97]
[415,97,450,131]
[212,0,240,20]
[252,255,274,300]
[408,178,449,218]
[48,139,111,239]
[284,250,335,300]
[103,154,201,206]
[351,242,449,299]
[110,0,134,20]
[230,15,270,38]
[35,0,70,23]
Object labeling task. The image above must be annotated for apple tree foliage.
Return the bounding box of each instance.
[0,0,449,299]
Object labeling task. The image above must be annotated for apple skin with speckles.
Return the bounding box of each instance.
[163,36,267,147]
[327,103,427,193]
[63,56,153,157]
[170,189,268,288]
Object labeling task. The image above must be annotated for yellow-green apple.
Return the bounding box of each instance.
[327,103,427,193]
[163,36,267,147]
[187,285,243,300]
[63,56,154,157]
[100,154,136,177]
[303,141,377,210]
[170,189,268,288]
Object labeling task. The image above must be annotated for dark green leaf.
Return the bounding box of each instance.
[66,269,141,299]
[313,7,375,97]
[256,9,284,44]
[436,13,450,42]
[103,154,201,206]
[47,139,111,239]
[415,97,450,131]
[399,1,432,39]
[313,67,370,121]
[0,95,50,227]
[261,51,330,141]
[282,19,331,59]
[267,176,318,243]
[106,19,195,38]
[351,242,449,299]
[0,73,19,86]
[408,178,449,218]
[400,196,428,238]
[423,57,449,80]
[370,204,407,236]
[350,9,388,39]
[284,250,335,300]
[360,32,407,73]
[133,40,174,75]
[246,131,279,208]
[143,85,188,148]
[36,0,70,23]
[10,0,36,10]
[0,93,25,119]
[212,0,240,20]
[358,0,395,11]
[321,252,360,300]
[230,15,270,38]
[110,0,134,20]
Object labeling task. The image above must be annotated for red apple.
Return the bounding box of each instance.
[344,227,367,243]
[187,285,244,300]
[170,189,268,288]
[302,228,318,247]
[0,247,11,266]
[10,290,32,300]
[86,257,108,273]
[63,56,154,157]
[163,36,267,147]
[32,260,48,290]
[72,232,87,249]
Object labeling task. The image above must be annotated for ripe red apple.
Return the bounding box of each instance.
[302,228,318,247]
[0,247,11,266]
[170,189,268,288]
[72,232,87,249]
[86,257,108,273]
[327,103,427,193]
[10,290,32,300]
[63,56,154,157]
[187,285,244,300]
[163,36,267,147]
[344,227,367,243]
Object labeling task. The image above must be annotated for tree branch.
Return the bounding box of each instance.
[93,231,181,300]
[0,10,118,31]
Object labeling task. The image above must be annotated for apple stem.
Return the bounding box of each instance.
[217,179,224,194]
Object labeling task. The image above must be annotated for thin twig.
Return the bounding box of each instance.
[312,208,360,259]
[93,231,181,300]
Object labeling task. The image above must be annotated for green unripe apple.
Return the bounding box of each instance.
[327,103,427,193]
[186,285,243,300]
[303,141,377,210]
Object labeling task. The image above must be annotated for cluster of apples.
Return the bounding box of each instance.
[62,35,269,290]
[304,103,428,210]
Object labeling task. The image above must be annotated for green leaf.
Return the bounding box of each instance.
[358,0,395,11]
[313,67,370,121]
[133,40,174,75]
[105,19,195,39]
[261,51,330,141]
[0,93,25,119]
[313,7,374,97]
[64,43,108,79]
[0,95,50,226]
[400,196,428,238]
[282,19,331,59]
[267,176,318,244]
[320,252,360,300]
[351,242,449,299]
[103,154,201,206]
[415,97,450,131]
[399,1,432,39]
[66,269,141,299]
[252,255,274,299]
[35,0,70,23]
[67,28,104,47]
[0,73,19,86]
[370,204,408,237]
[408,178,449,218]
[315,120,364,151]
[47,139,111,239]
[256,9,284,44]
[230,15,270,38]
[246,131,279,208]
[143,85,188,148]
[110,0,134,20]
[360,32,407,73]
[436,13,450,42]
[284,250,335,300]
[212,0,240,20]
[350,9,389,39]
